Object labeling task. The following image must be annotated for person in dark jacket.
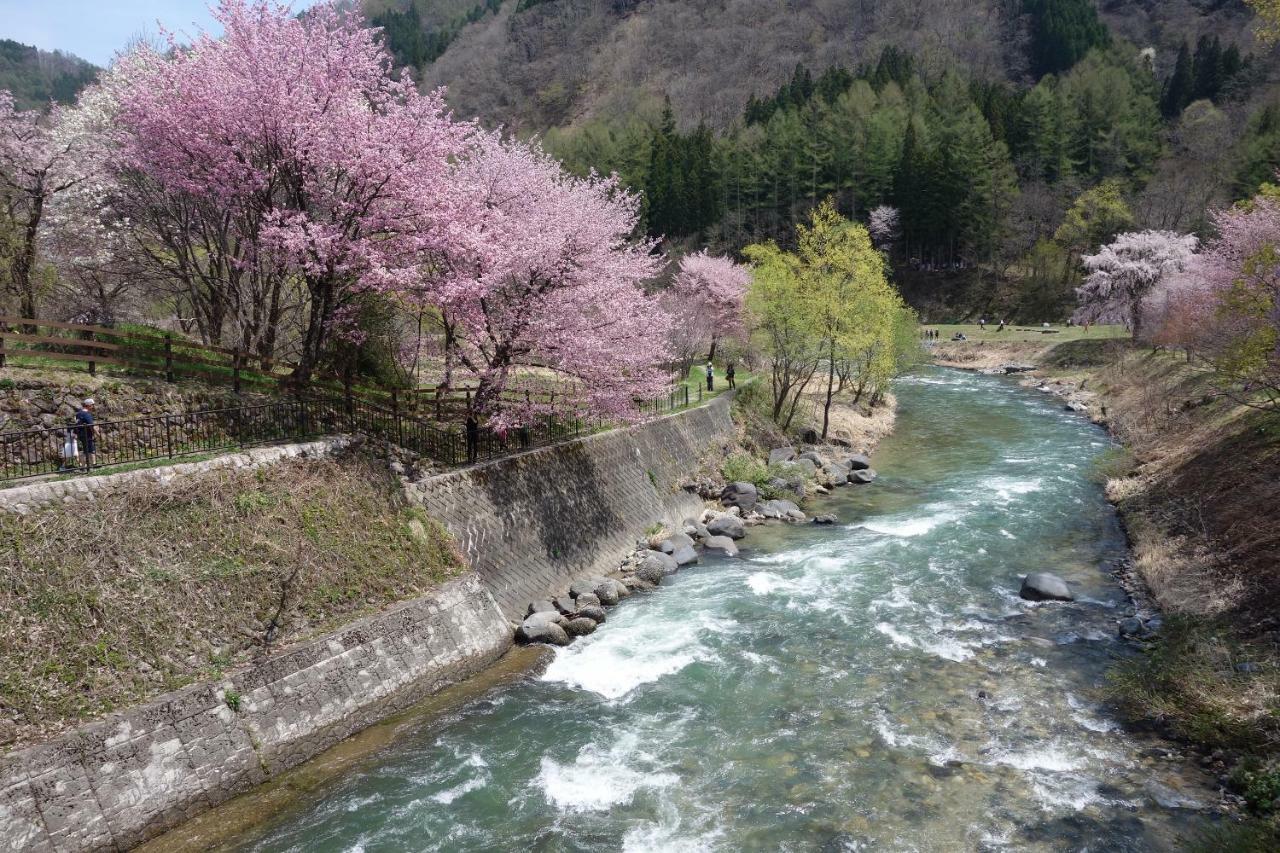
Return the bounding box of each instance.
[75,398,96,471]
[726,362,736,390]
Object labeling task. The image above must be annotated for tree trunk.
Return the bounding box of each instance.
[822,339,836,439]
[13,190,44,327]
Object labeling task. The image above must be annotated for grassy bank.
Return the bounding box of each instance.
[967,339,1280,842]
[0,454,463,749]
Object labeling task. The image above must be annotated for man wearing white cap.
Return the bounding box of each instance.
[74,398,96,471]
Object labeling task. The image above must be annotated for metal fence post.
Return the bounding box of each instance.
[164,414,174,458]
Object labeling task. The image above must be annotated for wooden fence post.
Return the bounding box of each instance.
[82,329,96,376]
[0,321,6,367]
[164,335,174,383]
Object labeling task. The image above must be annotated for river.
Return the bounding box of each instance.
[233,367,1219,852]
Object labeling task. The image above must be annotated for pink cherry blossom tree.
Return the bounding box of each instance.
[440,132,672,426]
[664,250,751,366]
[1073,230,1199,340]
[107,0,476,382]
[0,93,92,320]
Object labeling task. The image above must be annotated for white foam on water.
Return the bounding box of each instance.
[877,619,983,662]
[542,612,721,700]
[999,529,1016,539]
[745,571,787,595]
[860,508,961,538]
[983,476,1044,502]
[429,775,487,805]
[621,817,721,853]
[989,745,1085,773]
[537,735,678,814]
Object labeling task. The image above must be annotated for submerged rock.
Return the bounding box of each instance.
[813,514,839,525]
[1118,617,1146,638]
[1019,573,1075,602]
[850,469,878,485]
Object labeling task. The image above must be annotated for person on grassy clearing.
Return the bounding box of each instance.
[705,361,714,391]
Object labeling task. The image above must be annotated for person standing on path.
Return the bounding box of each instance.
[75,398,96,471]
[726,362,736,390]
[705,361,714,392]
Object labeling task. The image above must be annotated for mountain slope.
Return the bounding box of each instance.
[0,40,97,111]
[384,0,1263,131]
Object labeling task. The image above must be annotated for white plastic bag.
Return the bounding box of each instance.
[62,435,78,461]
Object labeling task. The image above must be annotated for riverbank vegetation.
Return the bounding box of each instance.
[0,454,462,749]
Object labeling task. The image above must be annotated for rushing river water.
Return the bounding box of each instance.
[236,367,1220,852]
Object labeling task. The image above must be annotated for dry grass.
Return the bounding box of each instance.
[0,454,463,749]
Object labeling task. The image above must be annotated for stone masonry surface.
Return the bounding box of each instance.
[406,394,737,618]
[0,576,509,852]
[0,395,736,851]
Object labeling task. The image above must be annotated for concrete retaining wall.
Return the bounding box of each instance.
[0,396,737,851]
[0,577,509,852]
[408,394,737,617]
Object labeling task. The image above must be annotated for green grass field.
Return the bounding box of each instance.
[923,323,1129,344]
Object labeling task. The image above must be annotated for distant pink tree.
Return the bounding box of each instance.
[665,250,751,364]
[1073,230,1198,340]
[0,93,91,319]
[441,132,672,426]
[1154,196,1280,408]
[108,0,475,381]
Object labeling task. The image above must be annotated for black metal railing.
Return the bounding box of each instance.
[0,396,617,483]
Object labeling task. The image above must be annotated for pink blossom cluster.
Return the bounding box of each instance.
[1073,230,1198,338]
[664,249,751,364]
[42,0,680,423]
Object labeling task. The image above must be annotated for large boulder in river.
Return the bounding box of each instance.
[850,469,878,485]
[660,532,695,554]
[706,514,747,540]
[769,447,797,465]
[845,454,872,471]
[516,612,570,645]
[758,499,805,522]
[564,617,598,637]
[638,550,678,581]
[672,544,700,566]
[720,481,759,512]
[703,535,740,557]
[1019,573,1075,602]
[577,604,608,624]
[822,463,852,486]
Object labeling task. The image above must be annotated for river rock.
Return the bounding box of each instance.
[1019,573,1075,602]
[706,514,746,540]
[590,579,621,606]
[769,446,797,464]
[798,450,826,467]
[703,535,740,557]
[823,463,852,486]
[720,481,759,512]
[577,604,608,624]
[638,551,678,581]
[527,600,556,617]
[660,532,695,554]
[1118,617,1146,638]
[784,458,818,478]
[1002,363,1036,374]
[553,595,581,615]
[682,517,711,540]
[845,454,872,471]
[813,514,839,525]
[564,617,598,637]
[1064,401,1089,414]
[850,469,878,485]
[516,613,570,646]
[672,544,700,566]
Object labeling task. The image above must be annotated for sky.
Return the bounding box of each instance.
[0,1,322,67]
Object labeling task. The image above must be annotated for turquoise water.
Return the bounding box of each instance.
[236,367,1217,852]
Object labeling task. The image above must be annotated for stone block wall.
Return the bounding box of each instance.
[0,577,509,852]
[407,394,737,617]
[0,395,737,851]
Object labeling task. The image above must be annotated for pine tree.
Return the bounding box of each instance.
[1192,35,1224,102]
[1162,41,1195,118]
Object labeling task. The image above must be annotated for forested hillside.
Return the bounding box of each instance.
[365,0,1277,319]
[0,40,97,111]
